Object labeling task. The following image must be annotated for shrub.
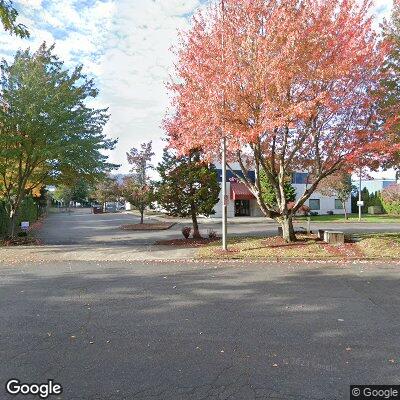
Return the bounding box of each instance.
[287,202,310,216]
[207,229,217,239]
[0,196,39,238]
[181,226,191,239]
[327,211,334,215]
[381,184,400,215]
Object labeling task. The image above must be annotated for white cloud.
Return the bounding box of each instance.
[0,0,395,176]
[97,0,204,172]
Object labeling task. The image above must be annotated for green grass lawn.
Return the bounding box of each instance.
[295,213,400,223]
[197,233,400,260]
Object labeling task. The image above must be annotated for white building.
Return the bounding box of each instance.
[212,164,351,218]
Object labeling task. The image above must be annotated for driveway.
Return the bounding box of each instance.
[0,261,399,399]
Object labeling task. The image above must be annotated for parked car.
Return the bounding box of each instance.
[92,205,103,214]
[105,203,117,213]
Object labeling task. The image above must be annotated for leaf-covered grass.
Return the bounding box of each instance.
[295,214,400,223]
[197,233,400,260]
[356,233,400,258]
[198,235,331,260]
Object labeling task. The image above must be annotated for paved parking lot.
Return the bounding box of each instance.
[36,208,400,247]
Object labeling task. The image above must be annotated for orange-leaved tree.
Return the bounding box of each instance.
[164,0,396,242]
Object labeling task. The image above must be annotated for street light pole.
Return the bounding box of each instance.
[222,137,227,251]
[221,0,228,251]
[358,166,362,222]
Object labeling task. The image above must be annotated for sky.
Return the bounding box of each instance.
[0,0,395,177]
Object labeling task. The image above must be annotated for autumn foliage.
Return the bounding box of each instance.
[165,0,395,241]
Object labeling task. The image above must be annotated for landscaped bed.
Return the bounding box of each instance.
[1,237,42,246]
[155,237,219,247]
[120,222,175,231]
[197,233,400,260]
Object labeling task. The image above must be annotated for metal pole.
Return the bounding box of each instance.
[222,137,228,250]
[221,0,228,251]
[358,166,362,222]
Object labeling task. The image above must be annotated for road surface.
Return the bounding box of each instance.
[0,260,399,399]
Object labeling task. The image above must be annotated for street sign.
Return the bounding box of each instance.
[21,221,29,231]
[357,201,364,206]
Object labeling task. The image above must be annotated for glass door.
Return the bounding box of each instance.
[235,200,250,216]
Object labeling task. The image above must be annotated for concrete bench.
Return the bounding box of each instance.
[323,230,345,245]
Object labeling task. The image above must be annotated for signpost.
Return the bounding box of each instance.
[21,221,29,232]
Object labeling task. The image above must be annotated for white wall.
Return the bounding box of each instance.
[293,184,351,215]
[211,182,351,217]
[213,182,235,218]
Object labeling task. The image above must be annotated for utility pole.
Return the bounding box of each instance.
[221,0,228,251]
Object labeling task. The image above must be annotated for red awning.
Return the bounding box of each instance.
[230,182,255,200]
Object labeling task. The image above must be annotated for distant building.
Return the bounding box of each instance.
[212,164,351,218]
[352,178,396,194]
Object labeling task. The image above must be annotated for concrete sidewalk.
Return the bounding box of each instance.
[0,244,197,263]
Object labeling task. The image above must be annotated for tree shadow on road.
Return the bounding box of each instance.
[0,262,399,399]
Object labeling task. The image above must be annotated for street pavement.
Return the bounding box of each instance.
[0,260,399,399]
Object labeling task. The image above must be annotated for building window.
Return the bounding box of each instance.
[291,172,309,184]
[309,199,320,210]
[334,199,343,209]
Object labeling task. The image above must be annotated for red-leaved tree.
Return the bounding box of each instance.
[164,0,396,241]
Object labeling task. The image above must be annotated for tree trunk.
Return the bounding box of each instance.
[140,207,144,224]
[9,209,18,239]
[343,201,348,220]
[279,215,296,242]
[191,212,202,239]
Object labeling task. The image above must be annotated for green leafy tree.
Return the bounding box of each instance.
[0,1,29,38]
[92,176,120,210]
[0,43,117,236]
[260,171,296,209]
[156,149,220,239]
[125,141,155,223]
[120,176,153,224]
[53,185,73,209]
[53,180,92,207]
[70,180,91,205]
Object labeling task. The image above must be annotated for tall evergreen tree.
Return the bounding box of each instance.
[260,170,296,209]
[156,149,220,239]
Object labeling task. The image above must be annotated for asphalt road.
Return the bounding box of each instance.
[36,209,400,246]
[1,261,399,399]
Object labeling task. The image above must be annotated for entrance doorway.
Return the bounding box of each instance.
[235,200,250,217]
